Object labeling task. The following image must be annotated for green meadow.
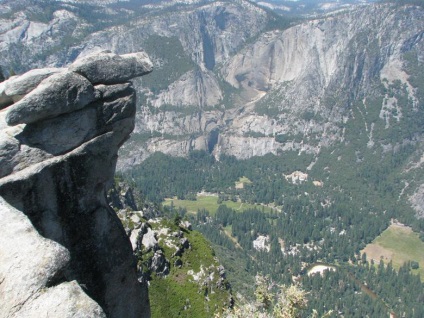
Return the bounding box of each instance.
[163,194,273,215]
[362,224,424,279]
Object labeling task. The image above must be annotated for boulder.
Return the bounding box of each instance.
[181,220,192,230]
[180,237,190,249]
[173,238,190,257]
[0,68,62,109]
[6,71,96,126]
[0,128,21,178]
[149,250,170,275]
[172,230,183,238]
[3,68,74,98]
[142,227,158,252]
[69,52,153,85]
[174,258,183,268]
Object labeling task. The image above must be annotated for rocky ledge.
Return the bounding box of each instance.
[0,52,153,317]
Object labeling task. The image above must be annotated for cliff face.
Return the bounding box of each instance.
[115,2,424,164]
[215,3,424,155]
[0,0,269,165]
[1,1,423,161]
[0,52,153,317]
[1,1,424,214]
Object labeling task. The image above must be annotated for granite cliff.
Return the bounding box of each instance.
[1,1,422,161]
[0,51,153,317]
[1,1,424,214]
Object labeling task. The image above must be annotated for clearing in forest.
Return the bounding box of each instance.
[163,194,273,215]
[361,223,424,280]
[235,176,253,189]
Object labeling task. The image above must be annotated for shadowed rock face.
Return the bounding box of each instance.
[0,52,153,317]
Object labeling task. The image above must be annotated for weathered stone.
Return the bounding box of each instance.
[69,52,153,85]
[5,71,96,126]
[13,281,107,318]
[130,212,143,225]
[180,237,190,249]
[0,126,149,318]
[0,128,21,178]
[174,258,183,268]
[107,181,141,212]
[0,88,137,178]
[101,93,136,125]
[130,228,142,251]
[0,68,62,109]
[172,237,191,258]
[21,106,98,155]
[0,52,152,318]
[218,265,226,278]
[95,83,132,100]
[0,82,11,109]
[149,250,170,275]
[172,230,183,238]
[142,227,158,252]
[181,220,192,231]
[0,197,106,318]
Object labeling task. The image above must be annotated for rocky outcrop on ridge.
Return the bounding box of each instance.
[107,183,232,315]
[116,210,233,315]
[0,51,153,317]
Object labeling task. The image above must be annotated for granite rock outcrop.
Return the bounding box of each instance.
[0,51,153,317]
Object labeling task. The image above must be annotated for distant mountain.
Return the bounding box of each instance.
[251,0,378,15]
[1,0,423,215]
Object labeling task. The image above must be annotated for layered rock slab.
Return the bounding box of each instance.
[0,52,153,317]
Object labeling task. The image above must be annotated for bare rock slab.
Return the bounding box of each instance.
[69,52,153,85]
[6,71,96,126]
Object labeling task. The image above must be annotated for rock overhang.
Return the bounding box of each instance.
[0,51,153,318]
[0,51,152,178]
